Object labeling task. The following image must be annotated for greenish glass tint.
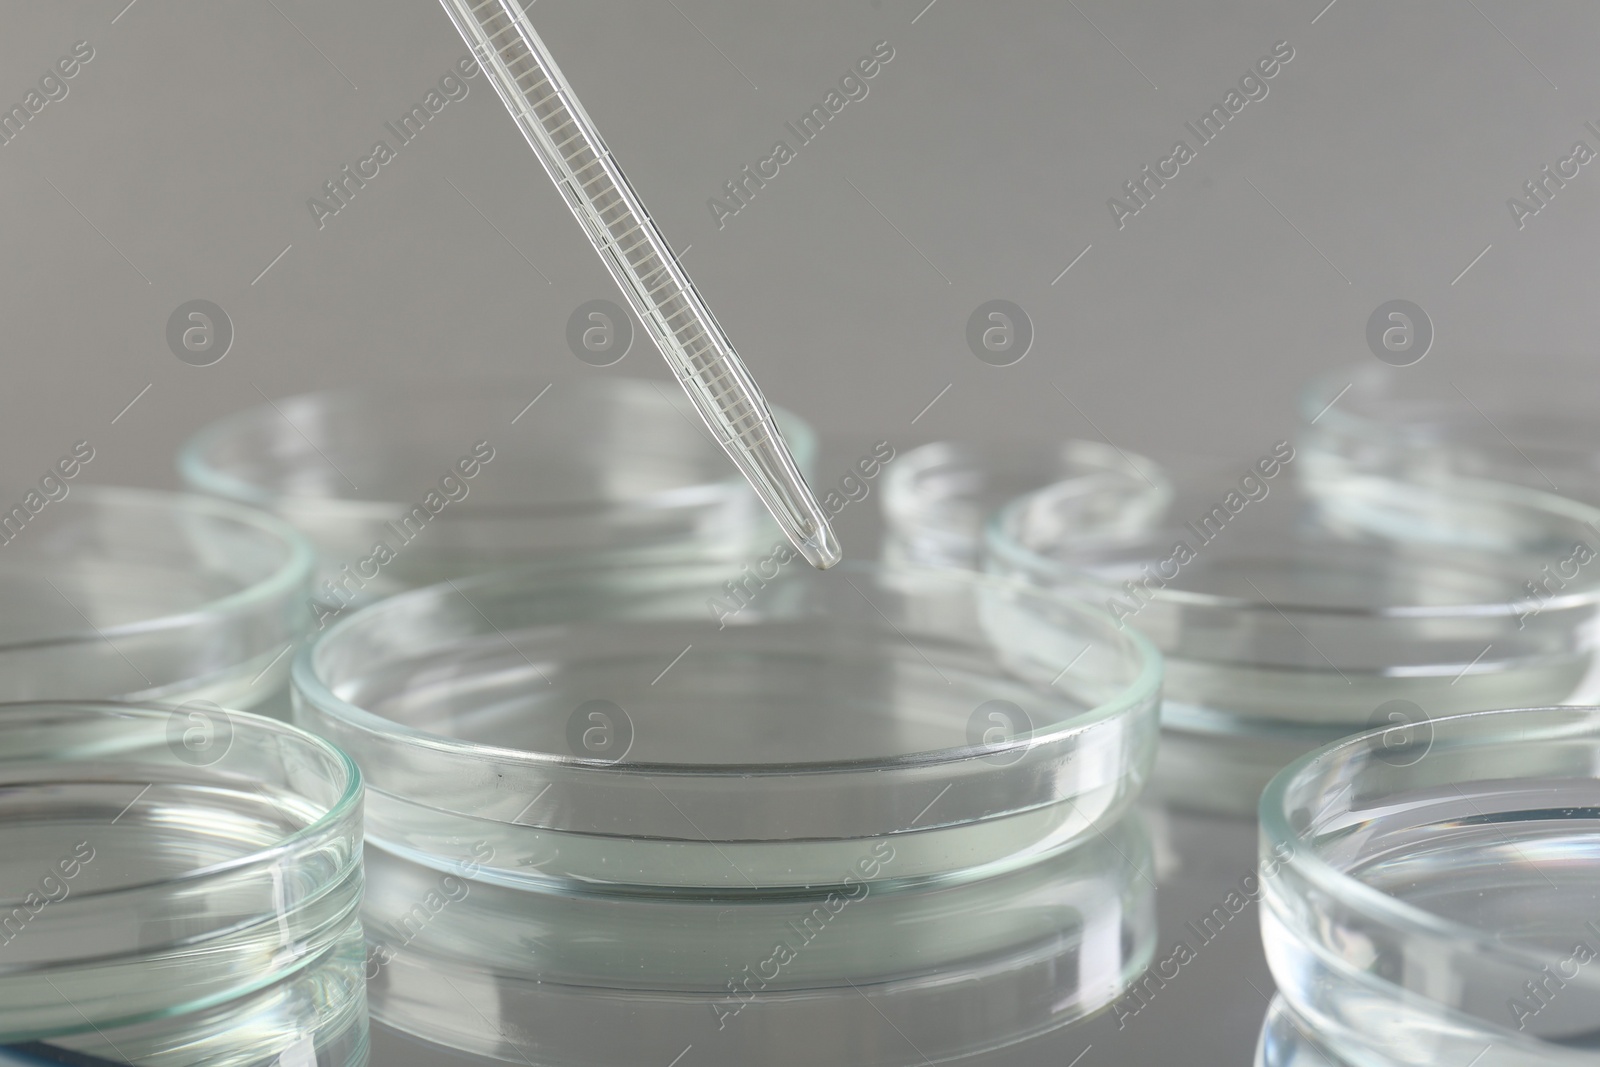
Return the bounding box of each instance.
[293,552,1161,894]
[178,379,817,611]
[880,439,1169,569]
[988,464,1600,814]
[0,488,314,716]
[1259,706,1600,1067]
[0,702,367,1066]
[362,812,1155,1066]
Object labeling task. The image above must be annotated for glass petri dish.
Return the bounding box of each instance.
[292,552,1161,894]
[178,379,816,613]
[986,460,1600,814]
[0,488,313,716]
[881,440,1169,569]
[361,810,1155,1066]
[0,701,367,1067]
[1300,357,1600,502]
[1258,706,1600,1067]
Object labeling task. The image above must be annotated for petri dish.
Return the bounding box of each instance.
[0,701,367,1067]
[881,440,1169,569]
[986,459,1600,814]
[178,379,817,612]
[1258,705,1600,1067]
[292,551,1162,894]
[362,810,1155,1066]
[0,488,313,716]
[1301,357,1600,502]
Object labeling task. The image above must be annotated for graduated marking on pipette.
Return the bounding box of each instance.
[439,0,836,565]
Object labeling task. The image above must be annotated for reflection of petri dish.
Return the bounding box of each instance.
[179,379,815,606]
[987,463,1600,814]
[1259,706,1600,1067]
[0,488,313,716]
[0,702,367,1066]
[293,553,1161,893]
[363,812,1155,1067]
[1301,358,1600,503]
[881,440,1169,569]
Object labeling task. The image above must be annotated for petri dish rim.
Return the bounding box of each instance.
[291,557,1163,779]
[0,699,362,908]
[1257,704,1600,979]
[985,475,1600,621]
[1300,360,1600,447]
[0,486,316,651]
[176,377,819,520]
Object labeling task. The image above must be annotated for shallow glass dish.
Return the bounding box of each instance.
[0,488,313,716]
[881,439,1169,569]
[1301,358,1600,502]
[179,379,815,613]
[1258,706,1600,1067]
[0,702,367,1067]
[987,460,1600,813]
[293,552,1161,893]
[362,810,1154,1066]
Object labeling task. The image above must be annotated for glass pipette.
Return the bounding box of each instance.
[438,0,842,569]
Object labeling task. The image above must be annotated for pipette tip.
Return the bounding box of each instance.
[798,522,844,571]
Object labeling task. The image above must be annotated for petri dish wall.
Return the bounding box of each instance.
[360,811,1156,1066]
[0,702,367,1067]
[881,439,1169,569]
[293,551,1161,894]
[1300,357,1600,502]
[1258,706,1600,1067]
[987,458,1600,814]
[178,379,816,614]
[0,488,313,717]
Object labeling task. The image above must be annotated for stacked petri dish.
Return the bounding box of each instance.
[179,379,816,617]
[294,551,1162,1065]
[1301,356,1600,501]
[986,450,1600,814]
[1257,706,1600,1067]
[0,702,367,1066]
[0,488,313,718]
[881,439,1169,569]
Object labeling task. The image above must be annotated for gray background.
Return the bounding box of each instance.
[4,0,1597,1063]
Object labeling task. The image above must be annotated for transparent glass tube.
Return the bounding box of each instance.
[436,0,838,567]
